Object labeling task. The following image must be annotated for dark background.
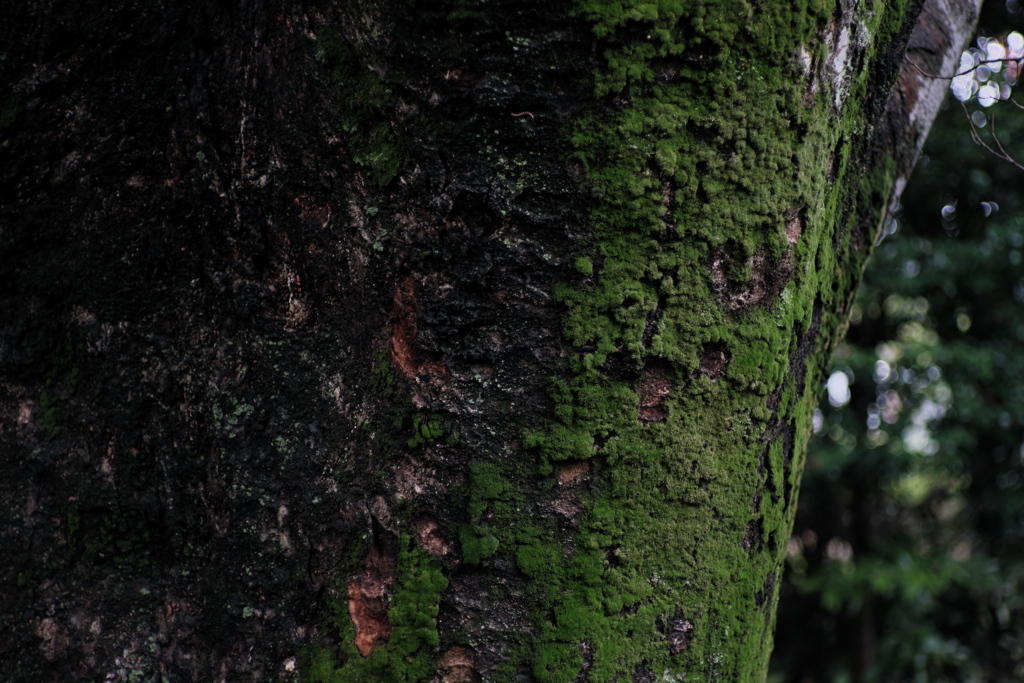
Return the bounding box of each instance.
[771,1,1024,681]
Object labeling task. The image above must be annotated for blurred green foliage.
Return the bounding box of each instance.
[771,3,1024,681]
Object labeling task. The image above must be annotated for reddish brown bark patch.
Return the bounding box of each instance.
[638,363,673,422]
[390,275,447,385]
[438,646,478,683]
[699,342,729,381]
[709,243,792,313]
[552,492,582,522]
[556,459,591,487]
[414,514,451,558]
[784,207,803,245]
[33,617,70,661]
[552,458,592,527]
[347,542,397,657]
[665,611,696,655]
[552,465,585,521]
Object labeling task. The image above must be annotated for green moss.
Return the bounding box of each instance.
[497,0,919,680]
[31,331,86,441]
[515,541,561,580]
[315,29,405,185]
[534,642,583,683]
[297,2,916,679]
[459,463,522,564]
[39,390,61,440]
[62,505,159,569]
[0,92,22,132]
[407,414,444,448]
[371,350,397,393]
[67,508,81,537]
[304,539,448,683]
[302,646,340,683]
[574,256,594,276]
[460,525,500,564]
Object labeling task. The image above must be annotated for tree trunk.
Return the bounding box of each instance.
[0,0,978,681]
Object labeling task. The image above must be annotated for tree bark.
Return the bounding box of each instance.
[0,0,978,681]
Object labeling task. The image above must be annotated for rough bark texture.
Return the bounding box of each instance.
[0,0,978,681]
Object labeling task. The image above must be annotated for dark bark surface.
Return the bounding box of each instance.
[1,1,590,679]
[0,1,978,681]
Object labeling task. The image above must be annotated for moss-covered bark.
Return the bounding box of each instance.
[0,0,977,681]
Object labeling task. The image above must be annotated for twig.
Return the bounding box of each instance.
[962,102,1024,171]
[989,112,1024,171]
[905,55,1022,80]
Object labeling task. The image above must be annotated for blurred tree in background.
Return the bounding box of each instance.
[771,2,1024,681]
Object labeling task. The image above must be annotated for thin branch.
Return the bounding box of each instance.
[961,102,1024,172]
[989,112,1024,171]
[905,55,1022,80]
[963,103,1001,155]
